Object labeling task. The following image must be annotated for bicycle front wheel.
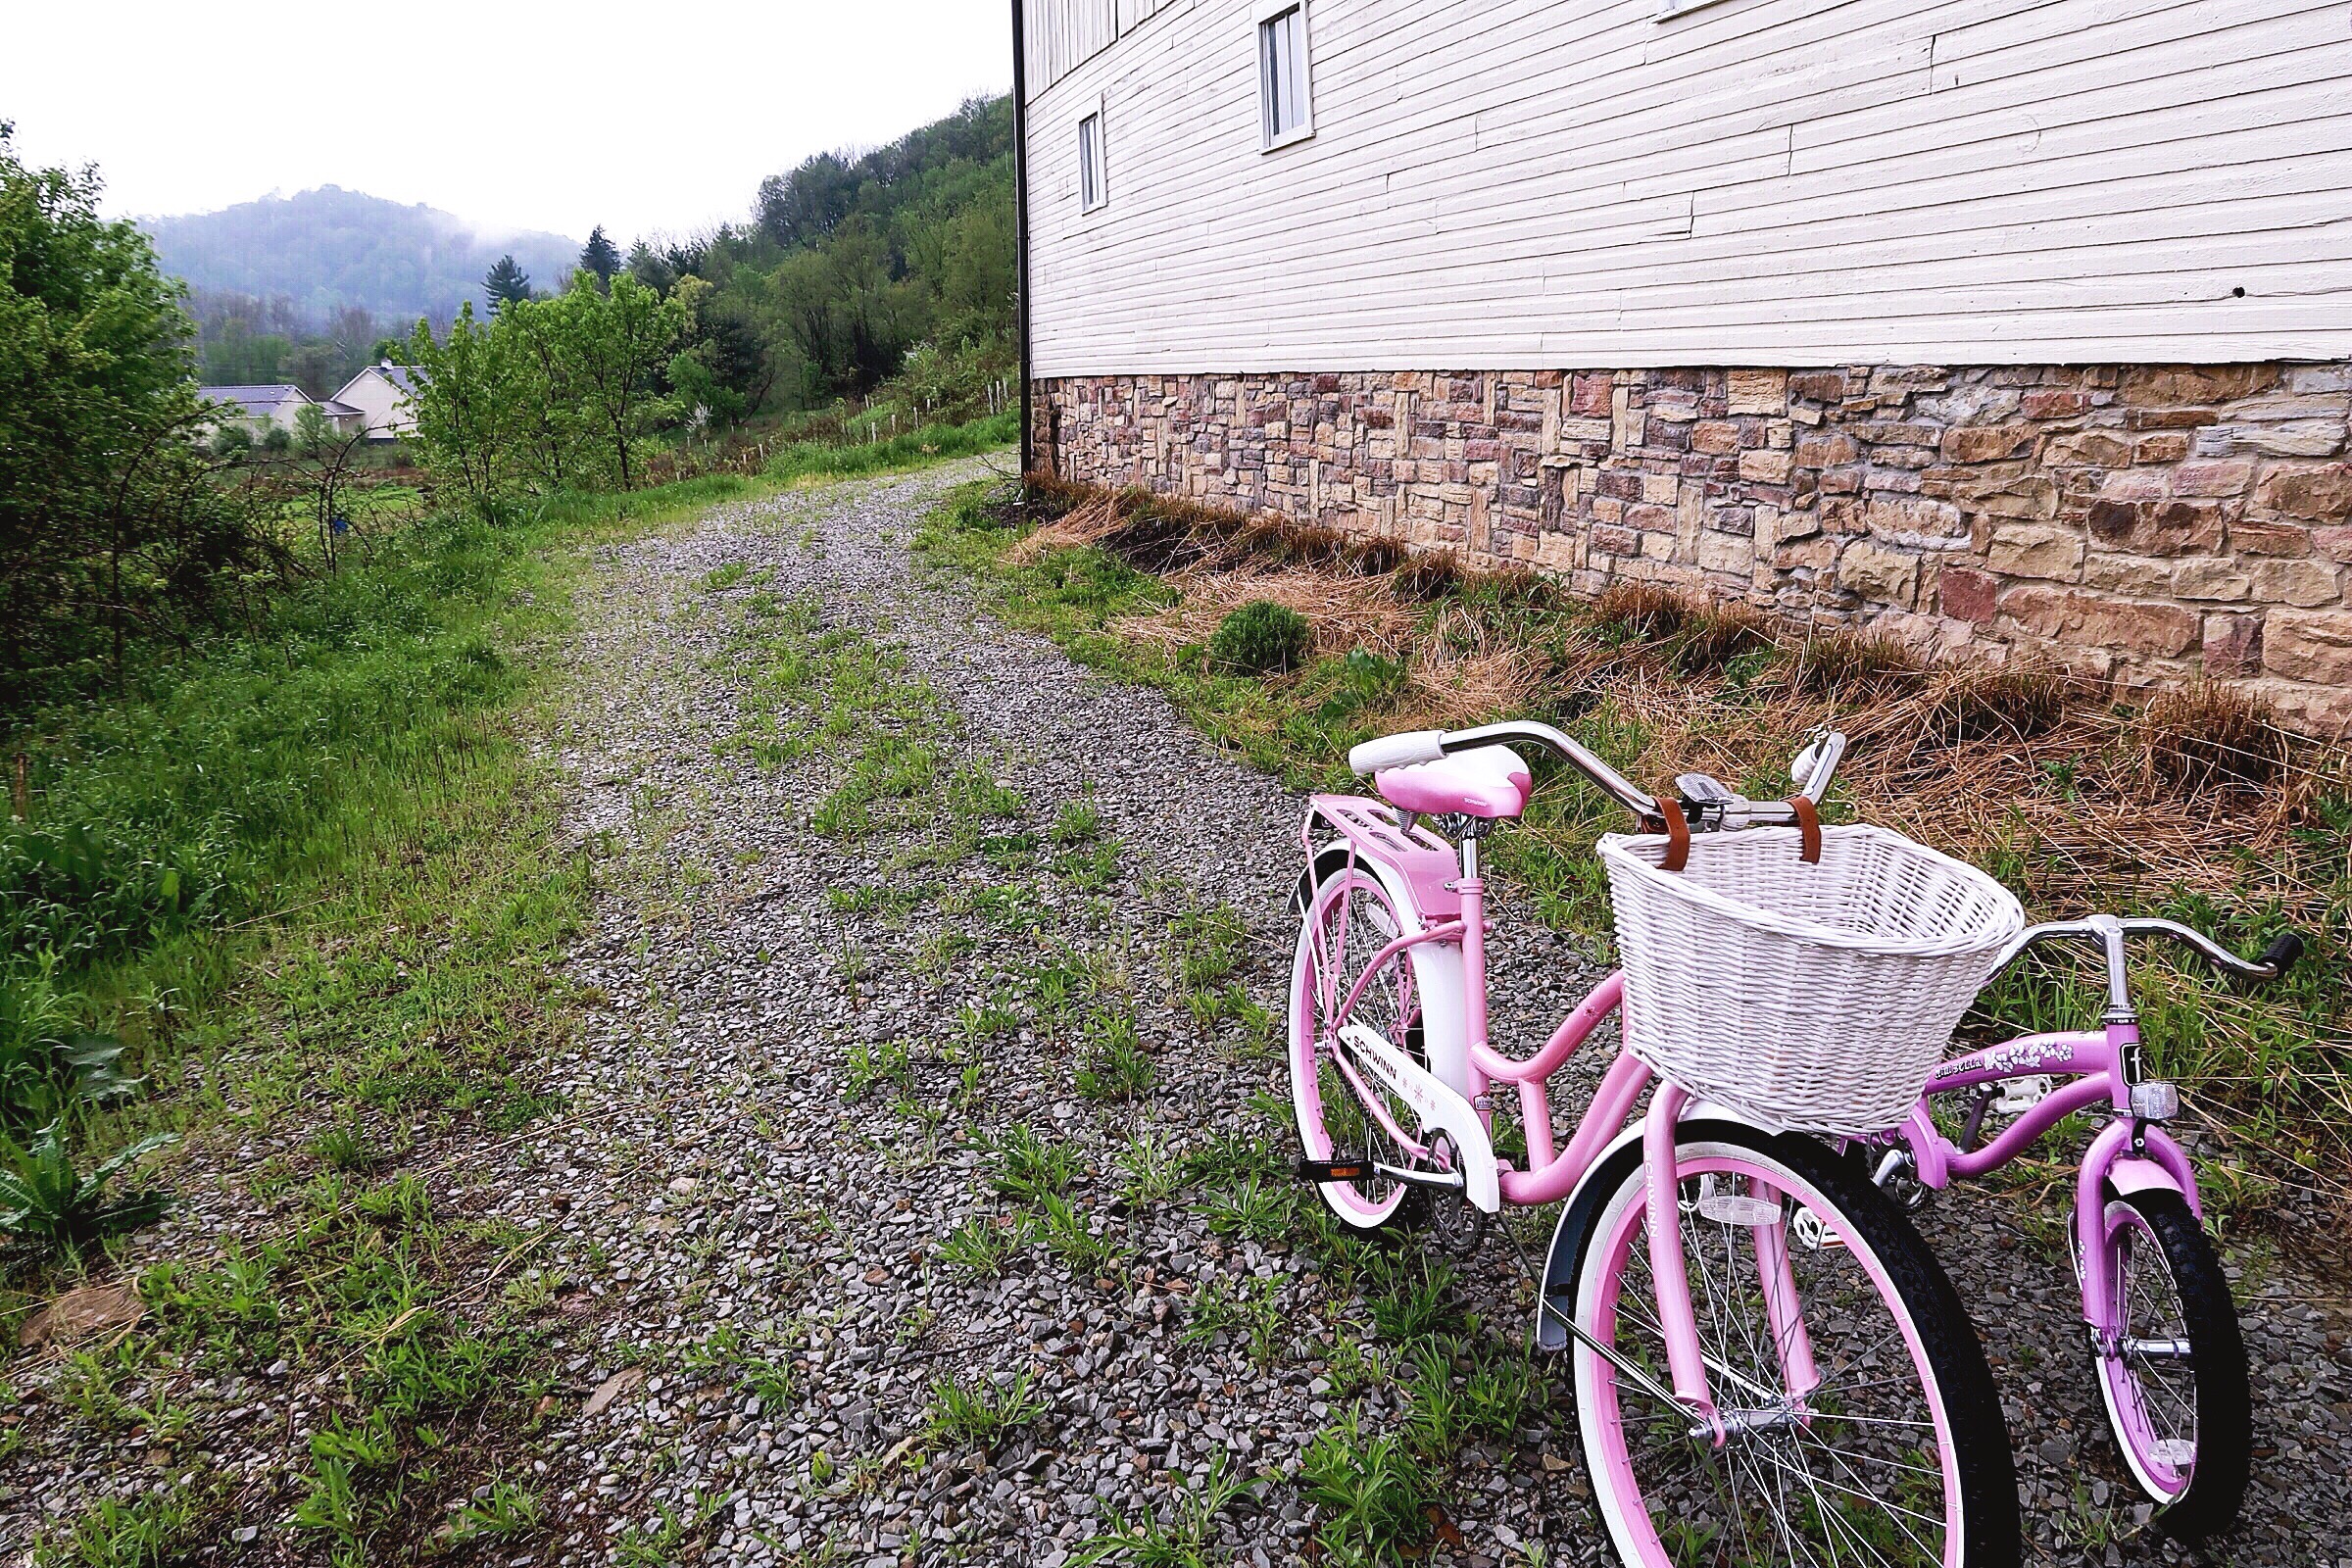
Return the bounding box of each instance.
[1561,1122,2020,1568]
[2088,1189,2249,1537]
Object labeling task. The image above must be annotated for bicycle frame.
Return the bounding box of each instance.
[1303,800,1800,1429]
[1884,1020,2201,1350]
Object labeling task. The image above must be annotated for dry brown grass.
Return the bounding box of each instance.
[1594,581,1692,640]
[2141,682,2291,793]
[1112,567,1416,662]
[1015,476,2340,913]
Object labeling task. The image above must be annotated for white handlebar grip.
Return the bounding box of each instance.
[1348,730,1448,777]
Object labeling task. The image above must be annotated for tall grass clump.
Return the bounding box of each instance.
[765,411,1015,484]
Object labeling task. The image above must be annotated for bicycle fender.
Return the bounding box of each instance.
[2103,1153,2197,1213]
[1535,1106,1758,1352]
[1339,1024,1499,1212]
[1302,834,1475,1106]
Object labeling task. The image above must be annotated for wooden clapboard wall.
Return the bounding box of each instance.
[1019,0,2352,375]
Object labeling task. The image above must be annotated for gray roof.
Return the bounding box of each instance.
[332,362,425,403]
[317,399,366,417]
[197,384,310,418]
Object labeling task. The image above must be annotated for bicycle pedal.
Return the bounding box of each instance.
[1992,1074,2054,1115]
[1296,1157,1373,1184]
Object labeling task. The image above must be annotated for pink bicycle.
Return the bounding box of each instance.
[1289,721,2021,1568]
[1857,913,2303,1539]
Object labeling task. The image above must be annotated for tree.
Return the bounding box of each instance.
[553,274,689,491]
[579,226,620,289]
[483,254,532,311]
[404,305,514,508]
[0,122,279,704]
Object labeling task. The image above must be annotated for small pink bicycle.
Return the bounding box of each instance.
[1290,721,2022,1568]
[1857,912,2301,1538]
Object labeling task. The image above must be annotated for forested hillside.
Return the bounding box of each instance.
[635,93,1014,422]
[145,185,578,325]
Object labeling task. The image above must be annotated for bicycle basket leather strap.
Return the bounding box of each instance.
[1789,793,1823,864]
[1657,798,1690,872]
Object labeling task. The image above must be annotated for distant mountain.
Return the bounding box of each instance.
[144,186,581,327]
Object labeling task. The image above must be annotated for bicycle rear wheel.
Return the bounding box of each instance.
[1288,864,1429,1232]
[1560,1122,2020,1568]
[2088,1189,2248,1537]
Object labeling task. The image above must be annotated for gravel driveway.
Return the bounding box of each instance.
[345,463,2352,1563]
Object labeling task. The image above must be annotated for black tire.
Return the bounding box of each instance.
[2090,1189,2250,1539]
[1556,1121,2022,1568]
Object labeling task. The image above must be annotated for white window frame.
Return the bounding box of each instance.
[1077,98,1107,213]
[1254,0,1313,153]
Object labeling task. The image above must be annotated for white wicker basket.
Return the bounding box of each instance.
[1597,822,2025,1136]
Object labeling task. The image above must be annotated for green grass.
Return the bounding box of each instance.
[2,467,790,1549]
[766,410,1015,484]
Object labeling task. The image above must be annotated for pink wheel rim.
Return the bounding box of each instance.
[1289,868,1417,1227]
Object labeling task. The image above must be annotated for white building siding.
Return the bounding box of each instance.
[1021,0,2352,375]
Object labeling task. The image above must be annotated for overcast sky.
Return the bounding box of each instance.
[3,1,1013,244]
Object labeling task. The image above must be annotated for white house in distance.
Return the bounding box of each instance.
[331,361,425,441]
[197,383,365,439]
[1015,0,2352,732]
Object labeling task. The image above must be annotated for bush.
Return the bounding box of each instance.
[1209,601,1311,675]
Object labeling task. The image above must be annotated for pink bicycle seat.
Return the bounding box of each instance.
[1374,745,1532,820]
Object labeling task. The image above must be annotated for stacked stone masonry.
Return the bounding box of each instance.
[1036,364,2352,735]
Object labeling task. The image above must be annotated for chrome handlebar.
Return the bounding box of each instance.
[1348,719,1848,833]
[1989,913,2305,1013]
[1432,720,1661,822]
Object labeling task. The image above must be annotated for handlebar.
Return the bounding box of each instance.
[1990,913,2305,1012]
[1349,719,1845,834]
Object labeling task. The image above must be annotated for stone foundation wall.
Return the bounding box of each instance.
[1034,364,2352,734]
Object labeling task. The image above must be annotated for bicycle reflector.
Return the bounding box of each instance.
[2130,1081,2180,1121]
[1296,1158,1373,1183]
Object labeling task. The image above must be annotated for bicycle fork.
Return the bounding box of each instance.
[1642,1084,1820,1444]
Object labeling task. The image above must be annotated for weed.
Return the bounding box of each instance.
[1299,1413,1437,1561]
[1593,581,1689,641]
[1072,1451,1259,1566]
[1036,1193,1121,1277]
[0,1125,172,1255]
[1790,629,1922,698]
[33,1488,203,1568]
[924,1369,1047,1449]
[1670,603,1773,674]
[1116,1130,1185,1207]
[1922,665,2071,747]
[1391,552,1461,603]
[939,1214,1030,1277]
[2141,682,2287,791]
[844,1040,912,1102]
[309,1120,374,1174]
[442,1477,544,1545]
[988,1125,1080,1201]
[1209,601,1311,675]
[699,563,750,591]
[1075,1009,1154,1102]
[1052,800,1104,844]
[1194,1172,1296,1244]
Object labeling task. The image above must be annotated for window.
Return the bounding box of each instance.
[1077,109,1106,212]
[1257,2,1312,150]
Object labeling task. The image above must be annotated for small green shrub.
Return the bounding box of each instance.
[1208,601,1311,675]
